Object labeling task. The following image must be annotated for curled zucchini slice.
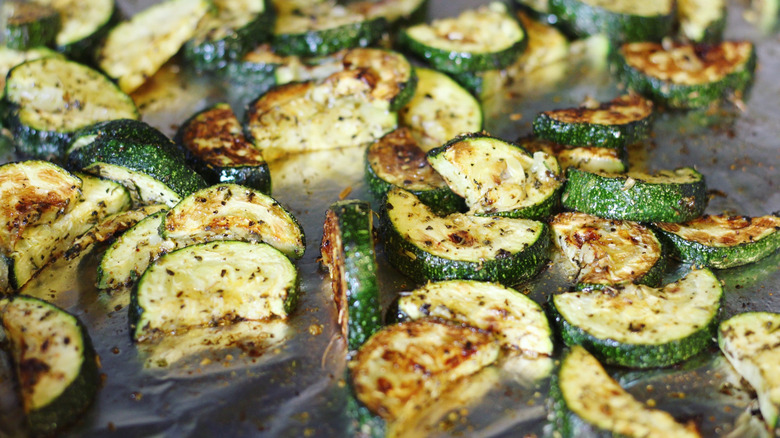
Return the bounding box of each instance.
[549,0,675,42]
[655,214,780,269]
[551,268,722,368]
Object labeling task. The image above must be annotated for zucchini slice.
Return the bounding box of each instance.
[398,67,482,152]
[97,0,211,94]
[677,0,726,43]
[551,268,723,368]
[562,167,707,223]
[272,1,386,57]
[552,346,701,437]
[655,214,780,269]
[130,240,299,342]
[0,46,63,101]
[522,137,628,174]
[175,102,271,194]
[427,133,563,219]
[397,280,553,357]
[1,1,60,50]
[398,2,526,74]
[365,128,464,215]
[33,0,117,61]
[718,312,780,431]
[353,0,428,26]
[3,57,139,160]
[7,173,130,290]
[548,0,674,42]
[183,0,272,72]
[349,318,499,421]
[532,94,654,149]
[162,184,306,259]
[550,212,666,288]
[0,296,99,436]
[320,200,382,351]
[616,41,757,109]
[381,187,550,285]
[66,118,172,166]
[245,69,398,162]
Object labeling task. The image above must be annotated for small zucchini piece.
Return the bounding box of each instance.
[512,0,557,25]
[34,0,117,62]
[130,240,299,342]
[2,57,139,160]
[562,167,707,223]
[548,0,675,43]
[550,212,666,288]
[552,346,701,437]
[175,103,271,194]
[320,200,382,351]
[381,187,550,285]
[427,133,563,220]
[0,296,99,436]
[397,280,553,357]
[1,1,60,50]
[616,41,757,109]
[97,0,211,93]
[353,0,428,27]
[399,67,483,152]
[398,2,526,74]
[522,137,629,174]
[66,118,172,167]
[655,214,780,269]
[532,94,654,149]
[349,318,499,421]
[162,183,306,259]
[718,312,780,431]
[272,1,387,57]
[365,128,465,215]
[677,0,726,43]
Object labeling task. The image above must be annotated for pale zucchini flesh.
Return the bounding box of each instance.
[34,0,115,56]
[83,162,182,208]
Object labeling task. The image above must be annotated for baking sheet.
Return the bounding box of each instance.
[1,0,779,437]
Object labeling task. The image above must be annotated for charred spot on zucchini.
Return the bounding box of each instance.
[718,312,780,431]
[34,0,117,62]
[0,295,99,436]
[548,0,675,43]
[320,200,382,351]
[130,241,299,342]
[656,214,780,269]
[380,187,550,285]
[562,167,707,223]
[365,128,464,215]
[162,183,306,259]
[398,2,526,74]
[1,1,60,50]
[532,94,654,149]
[616,41,757,109]
[552,346,701,437]
[550,212,666,288]
[397,280,553,357]
[427,133,563,220]
[175,103,271,194]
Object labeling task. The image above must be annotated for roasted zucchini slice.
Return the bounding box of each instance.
[130,240,299,342]
[522,137,628,174]
[532,94,654,149]
[551,268,722,368]
[66,118,172,167]
[0,46,63,101]
[2,57,139,160]
[162,184,306,259]
[655,214,780,269]
[352,0,428,26]
[550,212,666,288]
[552,346,701,437]
[549,0,675,42]
[562,167,707,223]
[397,280,553,357]
[677,0,726,43]
[246,69,398,161]
[398,2,526,74]
[34,0,117,61]
[365,128,464,215]
[321,200,382,351]
[616,41,757,109]
[0,296,99,436]
[381,187,550,285]
[427,133,563,219]
[97,0,211,93]
[349,318,499,421]
[718,312,780,431]
[1,1,60,50]
[398,67,482,152]
[175,103,271,194]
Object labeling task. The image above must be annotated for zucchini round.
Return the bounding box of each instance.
[35,0,117,62]
[548,0,675,43]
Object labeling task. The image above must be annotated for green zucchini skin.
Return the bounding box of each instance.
[67,119,172,167]
[549,0,674,43]
[1,2,61,50]
[321,200,382,351]
[561,167,707,223]
[273,16,388,57]
[36,0,119,63]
